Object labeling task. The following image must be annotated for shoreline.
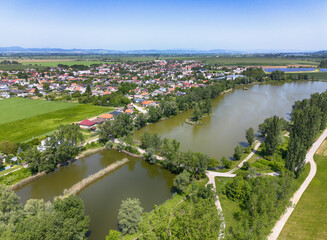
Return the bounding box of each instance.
[10,171,46,191]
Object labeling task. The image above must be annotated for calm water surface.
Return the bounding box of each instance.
[135,81,327,159]
[15,81,327,239]
[15,150,175,240]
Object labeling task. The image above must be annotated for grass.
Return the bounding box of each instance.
[0,165,22,177]
[279,153,327,240]
[0,104,112,142]
[215,177,241,230]
[0,98,76,124]
[0,168,32,186]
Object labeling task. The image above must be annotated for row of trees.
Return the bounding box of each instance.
[0,185,89,239]
[286,91,327,176]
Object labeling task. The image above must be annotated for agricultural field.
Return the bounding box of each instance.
[19,60,107,67]
[0,98,112,142]
[0,97,76,124]
[288,71,327,81]
[279,152,327,240]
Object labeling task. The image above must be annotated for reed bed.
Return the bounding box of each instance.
[61,158,129,198]
[10,171,46,191]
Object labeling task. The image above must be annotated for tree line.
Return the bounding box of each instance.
[0,185,89,239]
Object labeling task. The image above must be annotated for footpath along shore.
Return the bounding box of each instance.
[268,128,327,240]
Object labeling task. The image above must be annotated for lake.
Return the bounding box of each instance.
[15,81,327,239]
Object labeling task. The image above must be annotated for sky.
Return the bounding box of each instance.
[0,0,326,51]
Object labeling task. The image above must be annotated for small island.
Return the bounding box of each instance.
[186,99,212,125]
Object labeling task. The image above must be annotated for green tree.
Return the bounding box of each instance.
[192,104,201,122]
[233,145,243,160]
[105,230,121,240]
[148,106,162,123]
[245,127,255,146]
[221,156,231,169]
[140,131,152,149]
[134,113,147,129]
[173,170,190,193]
[118,198,143,235]
[0,141,18,155]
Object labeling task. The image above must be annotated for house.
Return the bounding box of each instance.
[92,117,105,124]
[99,113,114,120]
[79,119,96,128]
[111,110,123,116]
[125,109,133,115]
[141,100,156,107]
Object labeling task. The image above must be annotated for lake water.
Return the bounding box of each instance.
[135,81,327,159]
[264,68,316,72]
[15,81,327,239]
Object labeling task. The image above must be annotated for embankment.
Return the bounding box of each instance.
[60,158,129,197]
[10,171,46,191]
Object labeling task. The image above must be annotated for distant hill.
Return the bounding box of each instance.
[0,47,243,55]
[0,46,325,55]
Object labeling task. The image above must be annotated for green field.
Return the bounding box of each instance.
[20,60,108,67]
[279,153,327,240]
[0,101,112,142]
[0,98,76,124]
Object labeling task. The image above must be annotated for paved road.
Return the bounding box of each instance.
[268,128,327,240]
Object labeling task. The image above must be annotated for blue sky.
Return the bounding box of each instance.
[0,0,326,51]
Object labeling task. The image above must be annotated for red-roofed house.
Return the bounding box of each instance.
[79,119,96,128]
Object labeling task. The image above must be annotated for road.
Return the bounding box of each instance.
[267,128,327,240]
[132,103,147,114]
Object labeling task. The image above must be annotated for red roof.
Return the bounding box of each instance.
[79,119,96,126]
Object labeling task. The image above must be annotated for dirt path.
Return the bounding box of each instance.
[268,128,327,240]
[228,139,263,174]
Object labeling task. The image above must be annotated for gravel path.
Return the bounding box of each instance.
[268,128,327,240]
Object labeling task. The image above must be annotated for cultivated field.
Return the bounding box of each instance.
[0,99,112,142]
[18,60,108,67]
[0,98,76,124]
[279,152,327,239]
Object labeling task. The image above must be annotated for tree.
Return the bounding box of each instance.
[0,141,18,155]
[221,156,231,169]
[265,116,283,155]
[105,230,121,240]
[134,113,147,129]
[148,106,162,123]
[85,85,92,95]
[140,131,152,149]
[118,198,143,235]
[192,104,201,122]
[233,145,243,160]
[173,170,190,193]
[245,127,255,146]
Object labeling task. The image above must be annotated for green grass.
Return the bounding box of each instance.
[0,165,22,177]
[215,177,241,230]
[0,168,32,186]
[279,154,327,240]
[0,98,76,124]
[0,104,112,142]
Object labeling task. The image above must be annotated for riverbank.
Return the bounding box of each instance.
[60,158,129,198]
[9,171,46,191]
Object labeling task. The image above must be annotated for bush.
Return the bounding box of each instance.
[105,140,114,149]
[221,156,231,169]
